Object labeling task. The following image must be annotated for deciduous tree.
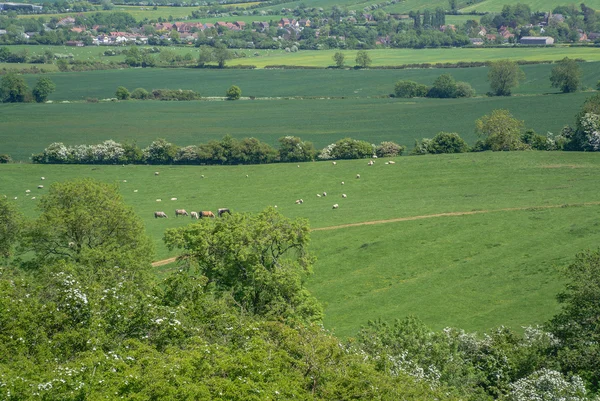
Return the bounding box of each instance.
[333,51,345,68]
[226,84,241,100]
[475,109,526,150]
[0,72,29,103]
[487,60,525,96]
[32,77,56,103]
[550,57,581,93]
[0,197,22,261]
[355,50,372,68]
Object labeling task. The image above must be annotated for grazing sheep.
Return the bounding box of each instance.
[25,190,31,193]
[246,175,249,178]
[342,194,347,198]
[31,197,36,200]
[356,174,360,179]
[201,175,205,178]
[332,204,339,209]
[156,199,162,202]
[133,190,138,193]
[14,197,17,200]
[322,192,327,197]
[341,181,344,185]
[295,199,304,204]
[175,209,189,217]
[332,161,337,165]
[154,172,159,176]
[171,197,177,201]
[190,211,199,219]
[123,180,127,183]
[368,160,374,166]
[372,155,378,159]
[388,161,396,164]
[38,185,43,189]
[154,211,168,218]
[297,165,300,168]
[317,194,321,198]
[385,162,389,165]
[41,177,45,180]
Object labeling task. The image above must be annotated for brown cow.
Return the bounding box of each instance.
[200,211,215,218]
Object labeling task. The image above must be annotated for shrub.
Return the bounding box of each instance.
[521,129,554,151]
[142,139,178,164]
[429,132,469,153]
[151,89,200,101]
[454,81,476,98]
[427,74,457,99]
[330,138,374,159]
[375,141,405,157]
[394,80,430,98]
[0,154,12,163]
[278,136,315,162]
[226,85,242,100]
[115,86,130,100]
[131,88,150,100]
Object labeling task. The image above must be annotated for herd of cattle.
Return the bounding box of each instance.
[154,208,230,219]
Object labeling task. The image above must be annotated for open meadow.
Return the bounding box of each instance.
[20,61,600,101]
[0,91,594,161]
[2,151,600,337]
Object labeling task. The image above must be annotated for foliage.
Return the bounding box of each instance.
[197,45,213,67]
[427,73,458,99]
[213,45,232,68]
[394,80,429,98]
[333,51,345,68]
[488,60,525,96]
[547,249,600,391]
[0,154,12,164]
[475,109,527,151]
[508,369,587,401]
[0,197,22,261]
[164,207,323,323]
[130,87,150,100]
[355,50,372,68]
[550,58,581,93]
[226,84,241,100]
[20,179,153,273]
[521,129,556,151]
[567,94,600,151]
[375,141,405,157]
[454,81,476,98]
[115,85,130,100]
[328,137,374,159]
[142,138,178,164]
[0,72,29,103]
[151,88,200,101]
[411,132,469,155]
[31,77,56,103]
[278,136,315,162]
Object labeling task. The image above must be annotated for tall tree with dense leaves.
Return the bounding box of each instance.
[32,77,56,103]
[550,57,581,93]
[0,72,29,103]
[488,60,525,96]
[475,109,526,151]
[355,50,372,68]
[21,178,154,274]
[164,207,323,323]
[0,197,22,262]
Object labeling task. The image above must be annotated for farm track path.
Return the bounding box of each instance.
[151,201,600,267]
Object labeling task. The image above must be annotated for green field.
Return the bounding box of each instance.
[21,62,600,101]
[2,151,600,336]
[460,0,600,12]
[1,91,594,161]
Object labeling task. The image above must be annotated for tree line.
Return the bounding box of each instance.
[1,178,600,399]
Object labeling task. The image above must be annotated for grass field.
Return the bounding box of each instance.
[2,151,600,336]
[460,0,600,13]
[1,91,594,161]
[21,62,600,101]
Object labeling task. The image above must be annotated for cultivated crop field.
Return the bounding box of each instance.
[21,61,600,101]
[2,151,600,337]
[0,91,593,161]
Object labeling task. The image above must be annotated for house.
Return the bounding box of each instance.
[478,27,487,36]
[469,37,484,45]
[204,23,215,29]
[71,26,85,33]
[298,19,310,27]
[439,24,456,32]
[57,17,76,26]
[588,32,600,40]
[579,32,589,41]
[486,34,497,41]
[65,40,84,46]
[520,36,554,45]
[235,21,246,29]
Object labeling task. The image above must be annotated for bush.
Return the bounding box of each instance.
[394,80,430,98]
[411,132,469,154]
[330,138,374,159]
[278,136,315,162]
[454,81,476,98]
[115,86,130,100]
[142,139,178,164]
[427,74,457,99]
[521,129,554,151]
[0,154,12,163]
[226,85,242,100]
[151,89,200,101]
[131,88,150,100]
[375,141,405,157]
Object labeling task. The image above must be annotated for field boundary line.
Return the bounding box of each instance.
[151,201,600,266]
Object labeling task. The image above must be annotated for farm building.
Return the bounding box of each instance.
[520,36,554,45]
[0,2,42,11]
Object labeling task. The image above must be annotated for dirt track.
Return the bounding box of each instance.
[151,201,600,267]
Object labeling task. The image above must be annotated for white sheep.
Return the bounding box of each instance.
[332,161,337,165]
[201,175,205,178]
[356,174,360,179]
[332,204,339,209]
[14,197,17,200]
[38,185,43,189]
[41,177,45,180]
[171,197,177,201]
[368,160,374,166]
[246,175,249,178]
[134,190,138,193]
[156,199,162,202]
[154,172,159,176]
[25,189,31,193]
[123,180,127,183]
[341,181,344,185]
[31,197,36,200]
[322,192,327,197]
[388,161,396,164]
[295,199,304,204]
[385,162,389,165]
[342,194,347,198]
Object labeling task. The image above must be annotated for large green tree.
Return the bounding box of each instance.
[21,178,154,273]
[164,207,322,323]
[548,249,600,391]
[355,50,372,68]
[333,51,345,68]
[475,109,526,151]
[487,60,525,96]
[550,57,581,93]
[0,72,29,103]
[32,77,56,103]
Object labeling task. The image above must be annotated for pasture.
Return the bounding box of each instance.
[1,91,594,161]
[21,61,600,100]
[2,151,600,336]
